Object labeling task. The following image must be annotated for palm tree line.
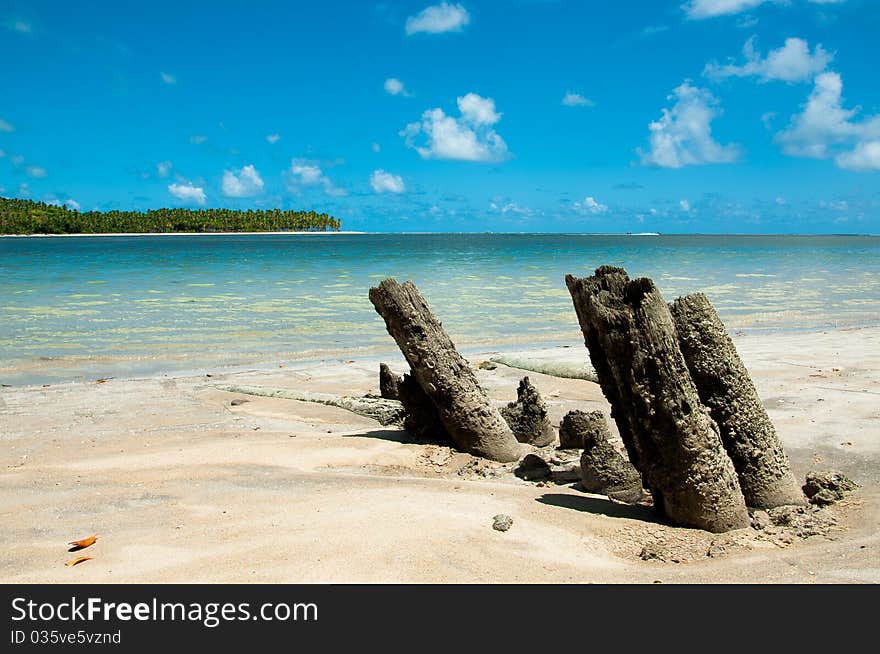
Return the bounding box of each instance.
[0,198,342,234]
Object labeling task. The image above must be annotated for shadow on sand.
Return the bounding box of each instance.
[343,428,448,447]
[536,492,664,525]
[342,428,414,444]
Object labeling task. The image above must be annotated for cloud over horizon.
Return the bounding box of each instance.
[704,37,832,83]
[222,165,265,197]
[401,93,509,162]
[562,92,594,107]
[573,196,608,214]
[684,0,846,20]
[777,71,880,170]
[405,3,470,36]
[168,182,206,205]
[370,169,406,193]
[288,159,345,195]
[639,81,740,168]
[384,78,410,97]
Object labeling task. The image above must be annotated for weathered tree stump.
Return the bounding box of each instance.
[379,362,400,400]
[670,293,805,508]
[398,371,448,441]
[558,409,607,450]
[577,414,643,504]
[500,377,555,447]
[566,267,749,532]
[379,363,447,440]
[369,278,522,462]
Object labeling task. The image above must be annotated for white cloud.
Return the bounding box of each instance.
[489,201,534,216]
[288,159,345,195]
[17,183,29,197]
[405,2,470,35]
[372,143,381,153]
[157,161,172,178]
[835,141,880,171]
[704,37,832,83]
[266,133,281,144]
[370,169,406,194]
[222,164,264,197]
[777,73,857,158]
[290,160,326,186]
[642,25,670,36]
[7,19,32,34]
[639,81,740,168]
[160,72,176,85]
[10,154,24,167]
[168,183,206,205]
[819,199,848,211]
[684,0,846,19]
[680,199,692,211]
[65,199,81,210]
[574,197,608,214]
[457,93,501,125]
[684,0,765,18]
[26,165,47,178]
[384,78,410,96]
[401,93,509,162]
[562,92,595,107]
[0,118,13,132]
[190,135,207,144]
[776,71,880,170]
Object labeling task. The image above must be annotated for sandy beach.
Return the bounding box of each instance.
[1,325,877,584]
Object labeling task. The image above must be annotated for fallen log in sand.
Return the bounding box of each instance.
[369,278,522,462]
[488,354,598,382]
[566,266,750,532]
[216,384,405,426]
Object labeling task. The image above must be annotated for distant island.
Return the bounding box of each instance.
[0,198,341,234]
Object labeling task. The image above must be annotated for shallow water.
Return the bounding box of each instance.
[1,233,878,385]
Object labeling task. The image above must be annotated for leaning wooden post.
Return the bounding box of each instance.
[369,278,522,462]
[670,293,805,508]
[566,267,749,532]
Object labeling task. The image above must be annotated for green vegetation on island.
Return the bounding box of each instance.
[0,198,341,234]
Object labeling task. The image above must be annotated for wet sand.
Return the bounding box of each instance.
[1,326,877,583]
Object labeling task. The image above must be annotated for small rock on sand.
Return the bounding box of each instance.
[492,514,513,532]
[802,470,858,505]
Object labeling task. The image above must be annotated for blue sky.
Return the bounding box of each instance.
[1,0,878,233]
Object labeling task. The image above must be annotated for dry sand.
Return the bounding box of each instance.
[1,326,877,583]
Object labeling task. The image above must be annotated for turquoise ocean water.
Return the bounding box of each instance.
[1,233,878,386]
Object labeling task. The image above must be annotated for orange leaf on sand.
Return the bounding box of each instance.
[65,557,93,567]
[68,534,98,549]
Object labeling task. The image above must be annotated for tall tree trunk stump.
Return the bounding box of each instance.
[369,278,521,462]
[566,267,750,532]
